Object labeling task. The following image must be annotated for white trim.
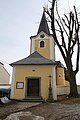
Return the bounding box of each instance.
[31,38,35,54]
[10,66,16,99]
[31,32,52,40]
[52,66,57,100]
[50,37,55,60]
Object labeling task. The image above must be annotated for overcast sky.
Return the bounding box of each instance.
[0,0,80,84]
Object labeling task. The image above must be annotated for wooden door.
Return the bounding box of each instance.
[27,78,39,96]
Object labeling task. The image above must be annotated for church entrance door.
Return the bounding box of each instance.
[27,78,40,97]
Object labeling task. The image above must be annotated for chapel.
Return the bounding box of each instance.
[10,11,69,101]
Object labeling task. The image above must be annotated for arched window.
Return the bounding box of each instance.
[40,41,45,48]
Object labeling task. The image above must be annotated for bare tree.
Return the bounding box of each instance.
[45,0,80,97]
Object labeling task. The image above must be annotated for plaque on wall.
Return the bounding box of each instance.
[16,82,24,89]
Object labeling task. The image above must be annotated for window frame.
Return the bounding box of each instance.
[39,40,46,48]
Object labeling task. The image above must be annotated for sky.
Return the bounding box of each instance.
[0,0,80,84]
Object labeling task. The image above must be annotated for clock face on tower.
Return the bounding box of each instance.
[40,34,45,38]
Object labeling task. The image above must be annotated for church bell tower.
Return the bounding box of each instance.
[30,11,55,60]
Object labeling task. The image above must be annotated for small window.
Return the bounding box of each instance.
[40,41,45,48]
[59,75,61,78]
[58,74,62,79]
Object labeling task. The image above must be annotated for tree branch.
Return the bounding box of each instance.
[56,0,69,38]
[50,0,68,65]
[74,6,80,73]
[64,14,70,25]
[62,18,69,29]
[68,12,72,51]
[75,26,79,73]
[48,0,52,3]
[56,19,68,55]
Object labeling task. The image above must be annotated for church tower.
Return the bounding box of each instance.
[30,11,55,60]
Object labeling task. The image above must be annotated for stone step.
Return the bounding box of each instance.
[22,96,44,102]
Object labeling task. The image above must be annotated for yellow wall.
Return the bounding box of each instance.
[13,65,53,100]
[31,32,55,60]
[35,39,50,59]
[56,67,69,86]
[12,65,69,100]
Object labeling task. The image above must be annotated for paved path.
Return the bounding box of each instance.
[25,101,80,120]
[0,101,41,119]
[1,98,80,120]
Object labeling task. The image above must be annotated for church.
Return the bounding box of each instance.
[10,11,69,101]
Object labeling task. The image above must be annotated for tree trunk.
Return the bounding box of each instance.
[68,72,78,98]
